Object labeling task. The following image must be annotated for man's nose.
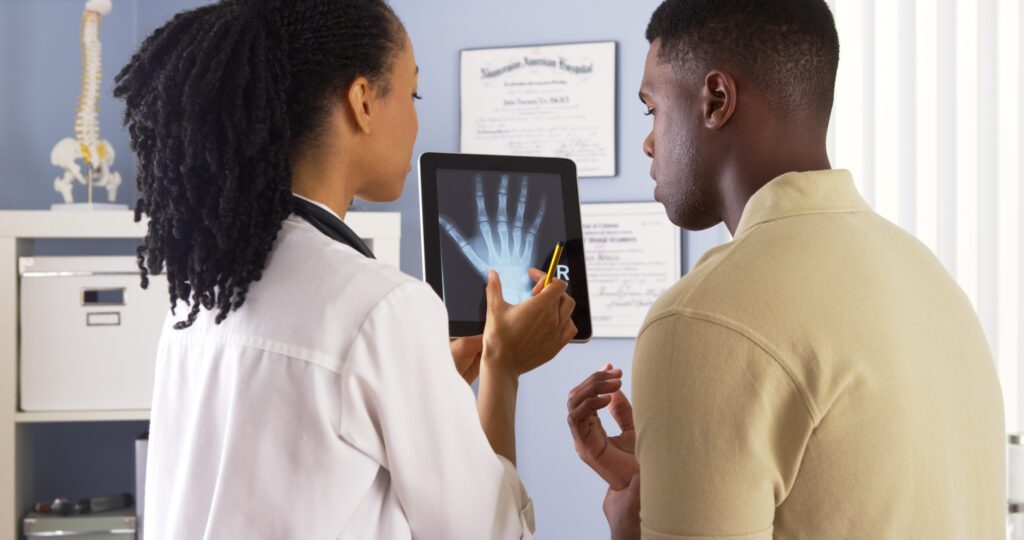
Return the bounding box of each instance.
[642,132,654,158]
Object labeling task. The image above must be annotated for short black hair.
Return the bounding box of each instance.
[114,0,404,329]
[646,0,839,124]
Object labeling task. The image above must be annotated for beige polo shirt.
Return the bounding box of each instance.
[633,170,1005,539]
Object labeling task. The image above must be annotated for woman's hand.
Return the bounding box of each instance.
[568,364,639,490]
[481,268,577,376]
[475,268,576,464]
[450,335,483,385]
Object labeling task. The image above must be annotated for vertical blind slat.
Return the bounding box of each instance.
[937,0,958,273]
[1019,0,1024,435]
[914,0,939,253]
[898,0,918,234]
[834,0,869,197]
[874,0,900,224]
[954,0,980,309]
[996,0,1022,432]
[977,0,1000,424]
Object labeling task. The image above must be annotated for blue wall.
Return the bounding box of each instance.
[1,1,728,538]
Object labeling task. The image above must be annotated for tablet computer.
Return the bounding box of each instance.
[419,152,592,341]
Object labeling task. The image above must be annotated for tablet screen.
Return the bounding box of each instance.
[437,169,567,319]
[419,152,592,341]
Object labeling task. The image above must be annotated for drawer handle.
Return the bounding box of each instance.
[81,287,125,306]
[86,312,121,327]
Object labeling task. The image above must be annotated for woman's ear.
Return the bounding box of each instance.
[346,76,374,134]
[702,70,737,130]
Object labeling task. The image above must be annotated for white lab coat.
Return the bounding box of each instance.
[143,199,535,539]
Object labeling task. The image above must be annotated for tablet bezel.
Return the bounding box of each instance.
[419,152,593,342]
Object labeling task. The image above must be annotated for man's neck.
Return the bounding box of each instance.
[718,143,831,235]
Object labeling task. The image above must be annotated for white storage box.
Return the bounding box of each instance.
[19,256,168,411]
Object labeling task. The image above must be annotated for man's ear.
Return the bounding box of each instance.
[346,76,374,134]
[702,70,737,130]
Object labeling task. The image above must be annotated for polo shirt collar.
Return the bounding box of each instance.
[734,169,869,237]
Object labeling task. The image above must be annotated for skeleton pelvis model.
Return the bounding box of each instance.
[50,0,122,206]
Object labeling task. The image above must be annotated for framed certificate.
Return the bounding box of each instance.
[460,41,617,178]
[581,202,683,338]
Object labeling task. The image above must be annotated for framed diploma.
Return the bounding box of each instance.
[581,202,683,338]
[460,41,617,178]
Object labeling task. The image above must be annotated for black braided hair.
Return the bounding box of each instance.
[113,0,405,329]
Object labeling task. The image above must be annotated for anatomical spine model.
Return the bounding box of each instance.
[50,0,122,206]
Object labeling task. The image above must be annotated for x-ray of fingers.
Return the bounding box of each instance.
[437,170,566,315]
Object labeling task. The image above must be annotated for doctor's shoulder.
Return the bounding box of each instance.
[278,216,441,314]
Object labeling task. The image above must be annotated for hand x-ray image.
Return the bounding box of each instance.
[437,169,566,319]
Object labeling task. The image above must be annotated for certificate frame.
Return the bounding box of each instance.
[459,40,618,178]
[580,201,685,338]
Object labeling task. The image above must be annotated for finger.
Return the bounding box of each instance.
[528,268,545,293]
[568,394,611,431]
[450,334,484,360]
[606,473,641,499]
[497,175,510,259]
[485,270,506,316]
[568,369,624,407]
[626,472,640,494]
[522,194,546,257]
[562,320,578,342]
[557,292,576,325]
[512,177,528,257]
[476,175,499,260]
[439,216,488,276]
[497,174,510,220]
[567,375,623,413]
[528,194,547,235]
[568,396,612,449]
[463,355,481,383]
[609,390,634,432]
[536,278,568,302]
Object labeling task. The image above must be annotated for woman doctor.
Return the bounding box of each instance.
[114,0,576,537]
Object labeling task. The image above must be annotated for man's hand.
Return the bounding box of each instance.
[604,473,641,540]
[567,364,639,490]
[450,335,483,385]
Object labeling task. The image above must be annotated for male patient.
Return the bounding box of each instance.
[567,0,1005,538]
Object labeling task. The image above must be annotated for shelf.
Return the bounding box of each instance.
[14,410,149,423]
[0,210,401,240]
[0,211,146,239]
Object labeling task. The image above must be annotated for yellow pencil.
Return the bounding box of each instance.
[543,241,565,287]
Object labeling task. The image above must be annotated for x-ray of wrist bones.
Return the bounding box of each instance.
[50,0,122,205]
[440,175,547,304]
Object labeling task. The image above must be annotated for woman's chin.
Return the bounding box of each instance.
[357,182,405,204]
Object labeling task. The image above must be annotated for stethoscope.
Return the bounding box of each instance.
[290,195,375,259]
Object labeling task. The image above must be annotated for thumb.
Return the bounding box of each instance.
[609,390,634,431]
[486,270,505,314]
[626,472,640,495]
